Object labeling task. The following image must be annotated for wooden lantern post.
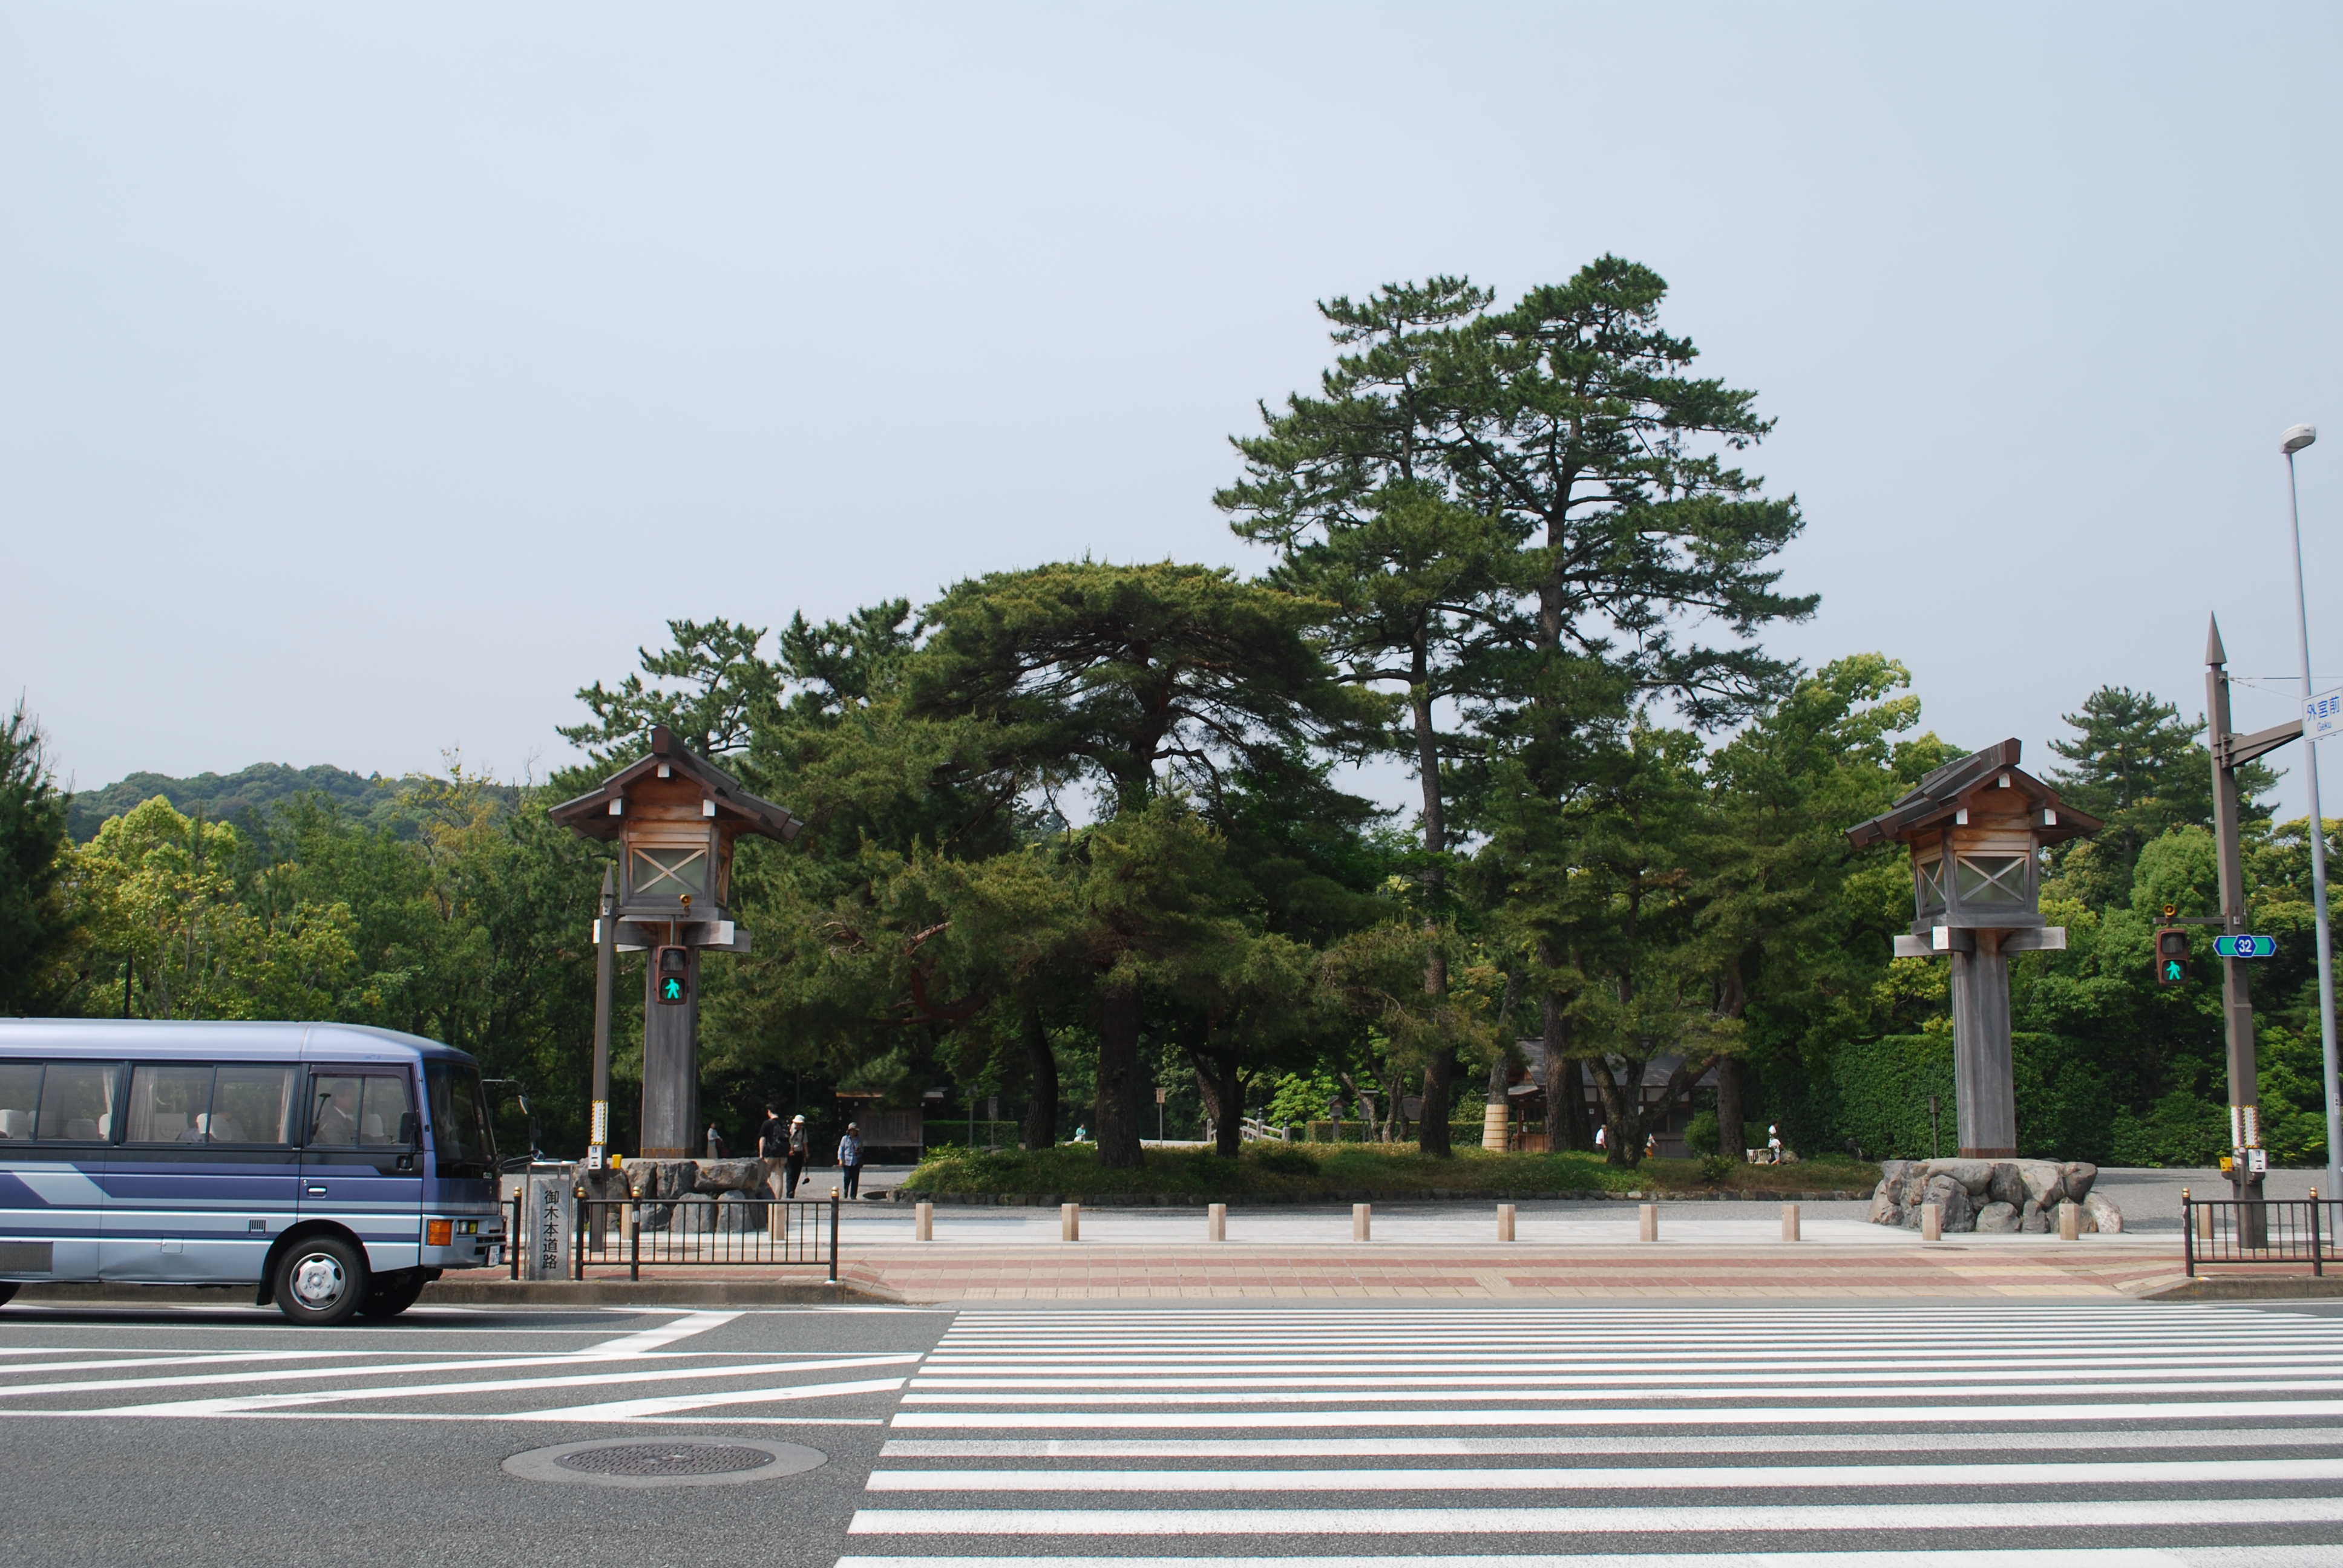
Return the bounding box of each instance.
[549,726,802,1160]
[1846,741,2101,1158]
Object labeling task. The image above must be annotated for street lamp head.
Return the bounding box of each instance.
[2283,424,2318,456]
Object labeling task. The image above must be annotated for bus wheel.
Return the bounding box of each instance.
[359,1271,427,1320]
[275,1236,367,1326]
[0,1282,17,1307]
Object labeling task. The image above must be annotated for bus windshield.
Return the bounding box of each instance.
[424,1060,496,1180]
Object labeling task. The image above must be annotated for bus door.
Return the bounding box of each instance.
[0,1060,116,1283]
[103,1063,301,1282]
[300,1070,423,1275]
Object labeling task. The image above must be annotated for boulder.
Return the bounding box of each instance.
[630,1159,700,1200]
[1986,1163,2028,1209]
[672,1192,718,1234]
[1922,1172,1976,1232]
[1923,1158,1997,1197]
[2084,1192,2123,1234]
[1976,1201,2020,1233]
[716,1191,767,1233]
[2018,1199,2051,1234]
[2016,1160,2066,1209]
[695,1158,769,1197]
[1868,1181,1901,1225]
[2062,1163,2099,1204]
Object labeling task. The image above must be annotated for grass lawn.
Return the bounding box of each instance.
[898,1140,1881,1200]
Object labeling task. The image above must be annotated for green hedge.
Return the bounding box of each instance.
[1831,1033,2116,1164]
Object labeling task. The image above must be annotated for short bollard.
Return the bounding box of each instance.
[1061,1202,1081,1241]
[915,1201,934,1242]
[2195,1201,2215,1242]
[1353,1203,1372,1241]
[2059,1200,2081,1241]
[1638,1203,1658,1242]
[1208,1203,1227,1241]
[1781,1203,1801,1243]
[1497,1203,1516,1242]
[1921,1201,1942,1241]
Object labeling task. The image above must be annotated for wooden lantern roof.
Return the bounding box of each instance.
[1844,738,2101,853]
[546,726,804,845]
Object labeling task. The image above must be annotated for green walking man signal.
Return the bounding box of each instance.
[2154,926,2190,987]
[655,944,690,1005]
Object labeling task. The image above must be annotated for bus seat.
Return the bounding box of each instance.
[0,1110,30,1139]
[65,1119,98,1140]
[361,1114,385,1141]
[152,1113,188,1139]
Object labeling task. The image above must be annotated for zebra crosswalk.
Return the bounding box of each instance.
[0,1307,917,1422]
[842,1305,2343,1567]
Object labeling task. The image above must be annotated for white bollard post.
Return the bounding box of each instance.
[1497,1203,1516,1242]
[1781,1203,1801,1243]
[2059,1200,2081,1241]
[1208,1203,1227,1241]
[1922,1201,1943,1241]
[1352,1203,1372,1241]
[915,1201,934,1242]
[1639,1203,1659,1242]
[1061,1202,1081,1241]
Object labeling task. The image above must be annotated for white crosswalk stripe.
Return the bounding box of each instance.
[843,1306,2343,1566]
[0,1308,913,1423]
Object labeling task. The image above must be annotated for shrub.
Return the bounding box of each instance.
[1696,1152,1735,1185]
[1683,1110,1720,1157]
[1250,1146,1316,1175]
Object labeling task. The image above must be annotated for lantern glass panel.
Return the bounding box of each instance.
[1915,858,1947,911]
[1955,854,2027,904]
[631,845,709,901]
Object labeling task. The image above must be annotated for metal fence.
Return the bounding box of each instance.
[2181,1188,2334,1276]
[569,1193,840,1284]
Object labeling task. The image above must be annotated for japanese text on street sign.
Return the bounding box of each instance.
[2307,688,2343,741]
[2213,934,2278,958]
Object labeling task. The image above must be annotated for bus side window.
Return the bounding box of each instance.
[0,1062,40,1141]
[127,1065,216,1144]
[210,1066,297,1146]
[359,1077,415,1147]
[36,1063,117,1143]
[309,1076,362,1148]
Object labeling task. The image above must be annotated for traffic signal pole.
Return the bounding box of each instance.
[2206,616,2312,1240]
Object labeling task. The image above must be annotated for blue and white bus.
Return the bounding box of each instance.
[0,1020,505,1324]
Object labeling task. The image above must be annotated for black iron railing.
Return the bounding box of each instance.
[2181,1186,2333,1276]
[571,1192,840,1284]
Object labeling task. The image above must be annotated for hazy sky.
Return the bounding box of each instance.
[4,4,2339,824]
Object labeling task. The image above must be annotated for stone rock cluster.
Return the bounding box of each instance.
[603,1157,775,1232]
[1867,1158,2123,1235]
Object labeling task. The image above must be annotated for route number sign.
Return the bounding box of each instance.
[2213,935,2277,958]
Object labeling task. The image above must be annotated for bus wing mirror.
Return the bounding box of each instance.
[398,1111,421,1146]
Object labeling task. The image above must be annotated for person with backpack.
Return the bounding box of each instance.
[784,1113,810,1197]
[837,1123,865,1199]
[758,1106,787,1197]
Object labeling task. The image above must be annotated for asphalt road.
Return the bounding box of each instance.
[5,1296,2343,1566]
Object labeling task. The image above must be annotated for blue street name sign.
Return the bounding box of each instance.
[2213,935,2278,959]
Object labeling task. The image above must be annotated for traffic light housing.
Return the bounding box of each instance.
[655,944,691,1005]
[2154,927,2191,987]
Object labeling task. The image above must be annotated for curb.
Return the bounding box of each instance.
[2132,1274,2343,1301]
[10,1278,897,1308]
[890,1189,1867,1208]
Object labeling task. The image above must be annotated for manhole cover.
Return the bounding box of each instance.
[505,1438,827,1489]
[557,1443,776,1477]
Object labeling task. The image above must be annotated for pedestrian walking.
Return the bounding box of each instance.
[1593,1123,1606,1151]
[784,1113,810,1197]
[837,1123,865,1199]
[704,1122,727,1160]
[758,1105,787,1198]
[1767,1123,1784,1164]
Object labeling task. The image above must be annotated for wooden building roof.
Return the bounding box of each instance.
[1843,738,2101,852]
[546,726,804,843]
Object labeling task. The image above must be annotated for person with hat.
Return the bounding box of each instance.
[784,1112,810,1198]
[837,1122,865,1199]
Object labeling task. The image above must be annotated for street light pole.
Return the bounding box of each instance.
[2282,422,2341,1197]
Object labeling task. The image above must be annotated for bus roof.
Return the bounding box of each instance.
[0,1018,476,1067]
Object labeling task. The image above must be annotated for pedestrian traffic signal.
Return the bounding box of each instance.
[655,945,690,1005]
[2154,927,2191,987]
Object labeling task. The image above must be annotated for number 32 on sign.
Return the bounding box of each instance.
[2214,935,2278,958]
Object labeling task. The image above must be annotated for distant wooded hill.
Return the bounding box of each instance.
[67,763,416,843]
